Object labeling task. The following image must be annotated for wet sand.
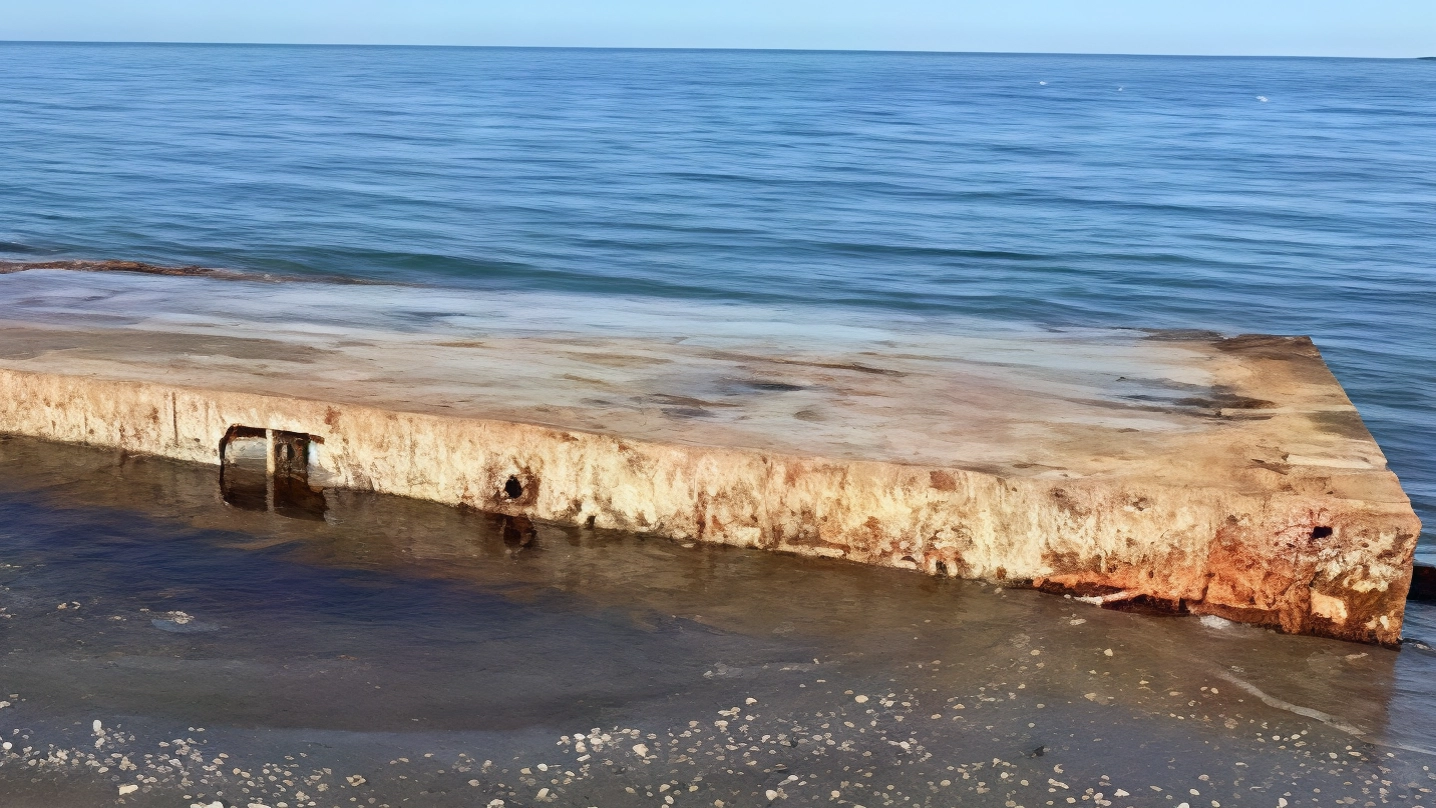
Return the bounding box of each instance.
[0,437,1432,807]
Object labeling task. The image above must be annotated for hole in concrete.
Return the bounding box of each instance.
[219,424,267,462]
[1310,526,1333,540]
[219,425,326,521]
[219,426,269,512]
[271,431,309,481]
[271,430,324,520]
[504,475,524,499]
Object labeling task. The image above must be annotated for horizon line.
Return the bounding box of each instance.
[0,39,1428,60]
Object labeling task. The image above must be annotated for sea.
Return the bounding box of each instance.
[0,43,1433,806]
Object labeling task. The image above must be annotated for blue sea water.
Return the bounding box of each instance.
[0,43,1433,548]
[2,44,1436,805]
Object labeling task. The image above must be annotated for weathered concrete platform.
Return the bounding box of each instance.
[0,268,1422,643]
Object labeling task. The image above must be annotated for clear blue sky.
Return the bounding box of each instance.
[2,0,1432,57]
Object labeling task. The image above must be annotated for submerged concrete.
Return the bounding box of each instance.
[0,271,1423,644]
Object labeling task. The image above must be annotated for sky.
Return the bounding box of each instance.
[1,0,1432,57]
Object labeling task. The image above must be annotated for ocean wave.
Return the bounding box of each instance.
[0,258,379,284]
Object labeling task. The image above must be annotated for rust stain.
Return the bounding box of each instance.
[929,470,957,491]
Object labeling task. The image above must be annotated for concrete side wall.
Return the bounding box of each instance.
[0,368,1419,644]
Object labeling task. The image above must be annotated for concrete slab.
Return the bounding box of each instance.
[0,266,1421,643]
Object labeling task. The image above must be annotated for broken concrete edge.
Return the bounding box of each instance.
[0,367,1420,645]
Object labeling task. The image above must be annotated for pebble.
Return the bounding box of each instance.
[0,625,1423,808]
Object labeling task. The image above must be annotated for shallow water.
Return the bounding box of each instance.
[0,437,1432,806]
